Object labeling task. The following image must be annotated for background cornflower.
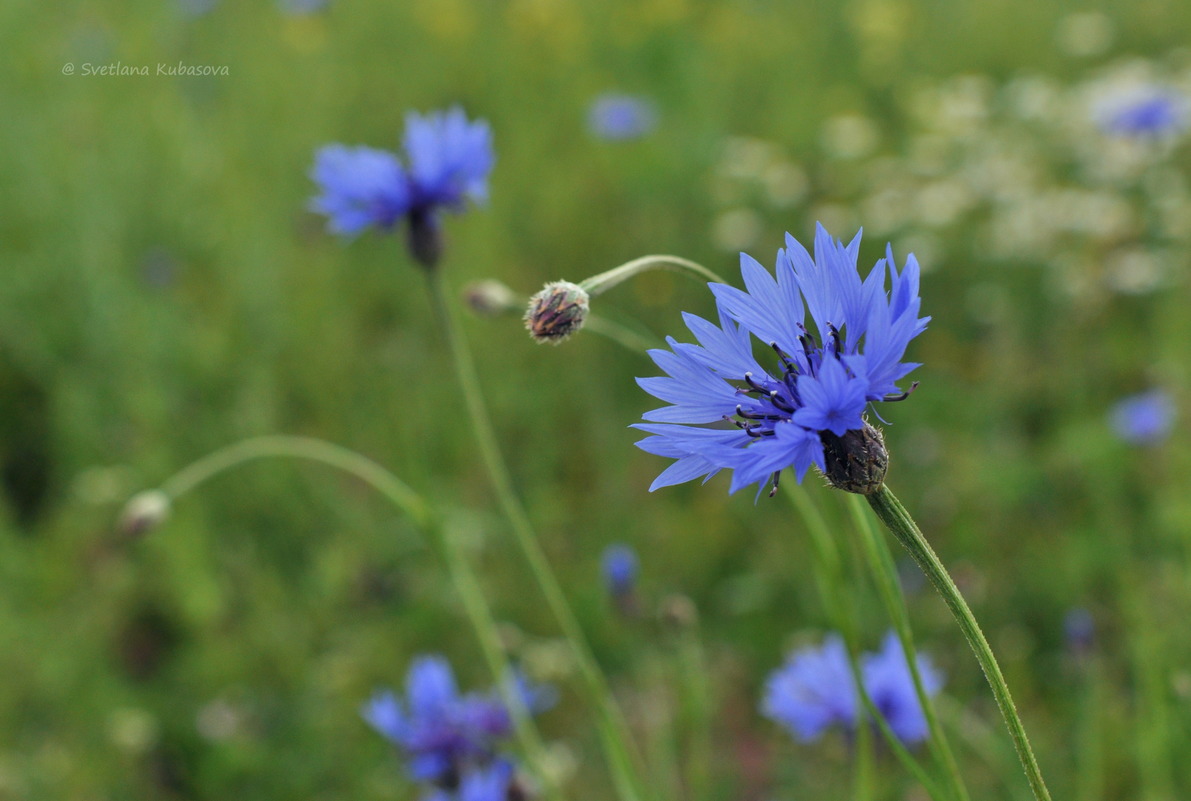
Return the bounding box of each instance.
[309,107,493,265]
[860,632,943,745]
[1094,84,1189,139]
[600,543,639,598]
[635,224,928,496]
[762,632,941,746]
[587,94,659,141]
[1109,389,1175,445]
[363,655,517,786]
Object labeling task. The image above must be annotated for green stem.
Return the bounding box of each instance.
[867,485,1053,801]
[845,494,971,801]
[578,255,728,297]
[427,270,650,801]
[150,435,560,801]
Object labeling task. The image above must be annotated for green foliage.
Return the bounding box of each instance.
[3,0,1191,798]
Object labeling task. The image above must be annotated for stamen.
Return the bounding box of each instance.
[883,381,920,403]
[737,404,784,421]
[768,469,781,498]
[770,341,797,374]
[826,323,842,358]
[743,372,767,392]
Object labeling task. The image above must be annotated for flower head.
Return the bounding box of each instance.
[1094,84,1189,139]
[761,635,858,742]
[363,655,514,785]
[587,94,659,141]
[861,631,943,745]
[1109,389,1175,445]
[634,225,928,497]
[309,107,493,267]
[601,544,639,597]
[762,631,942,747]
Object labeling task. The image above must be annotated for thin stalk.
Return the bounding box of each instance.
[150,435,560,801]
[845,493,971,801]
[583,314,663,353]
[427,270,650,801]
[867,485,1052,801]
[786,485,945,801]
[578,255,728,297]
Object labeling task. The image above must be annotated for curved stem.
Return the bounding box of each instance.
[150,435,561,801]
[158,435,433,528]
[578,255,728,297]
[867,485,1052,801]
[427,270,651,801]
[845,494,970,801]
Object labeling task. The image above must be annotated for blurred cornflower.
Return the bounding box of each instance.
[761,635,857,742]
[178,0,218,16]
[309,107,494,267]
[1063,607,1096,655]
[1094,84,1189,139]
[363,655,517,786]
[634,224,928,497]
[861,631,943,744]
[279,0,329,12]
[1109,389,1175,445]
[762,632,941,746]
[425,760,516,801]
[600,543,639,603]
[587,93,658,141]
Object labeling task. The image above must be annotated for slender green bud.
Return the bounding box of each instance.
[524,281,590,344]
[820,420,888,495]
[119,490,171,537]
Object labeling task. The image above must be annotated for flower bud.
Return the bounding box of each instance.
[119,490,171,538]
[463,280,521,317]
[524,281,590,344]
[820,421,888,495]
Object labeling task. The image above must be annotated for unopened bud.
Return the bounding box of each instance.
[820,420,888,495]
[658,593,699,630]
[524,281,590,344]
[463,280,521,317]
[119,490,171,538]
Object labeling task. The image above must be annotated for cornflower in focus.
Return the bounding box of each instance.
[587,93,658,141]
[762,631,942,746]
[1109,389,1175,445]
[1094,84,1189,139]
[309,107,494,267]
[363,655,532,790]
[634,224,928,497]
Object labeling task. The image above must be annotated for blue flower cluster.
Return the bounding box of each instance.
[364,655,542,800]
[310,107,494,266]
[762,631,943,746]
[634,225,928,496]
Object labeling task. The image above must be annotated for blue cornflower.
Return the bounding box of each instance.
[309,107,494,267]
[424,760,515,801]
[587,94,659,141]
[634,225,928,496]
[763,632,942,746]
[363,655,513,785]
[1095,84,1189,139]
[1110,389,1175,445]
[861,631,943,745]
[601,544,639,597]
[761,635,858,742]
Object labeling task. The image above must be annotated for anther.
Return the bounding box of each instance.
[768,469,781,498]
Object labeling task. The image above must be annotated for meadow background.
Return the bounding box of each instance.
[3,0,1191,798]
